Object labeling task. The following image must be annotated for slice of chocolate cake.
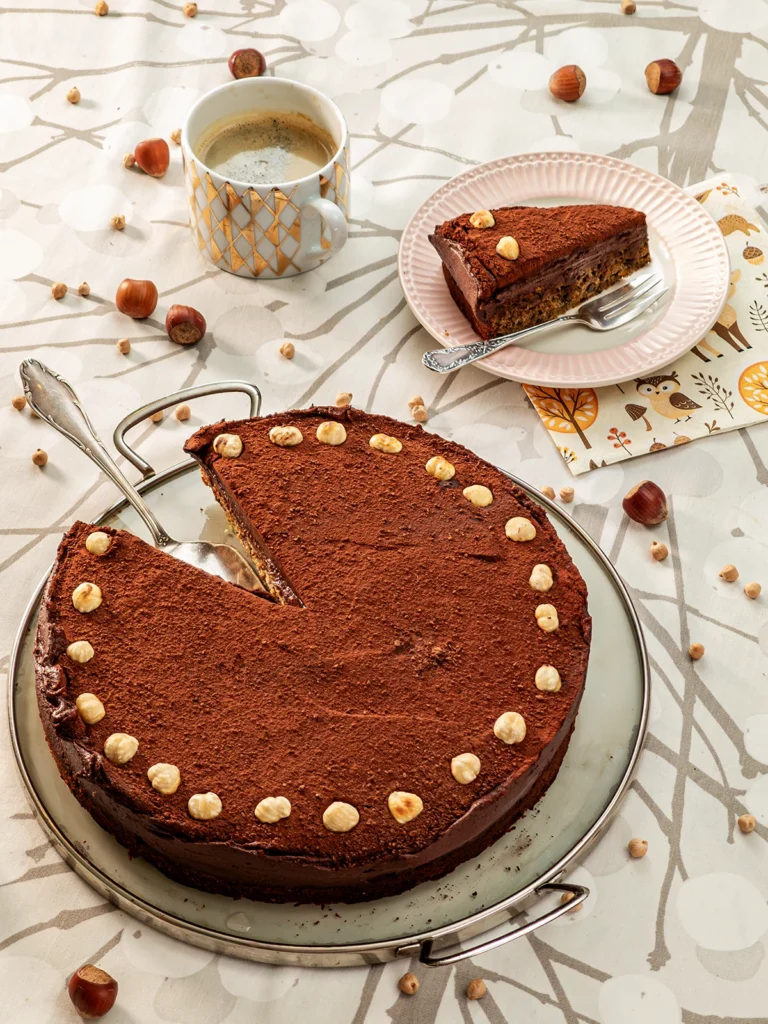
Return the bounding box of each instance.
[429,204,650,340]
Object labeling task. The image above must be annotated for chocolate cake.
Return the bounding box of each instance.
[35,407,591,904]
[429,204,650,339]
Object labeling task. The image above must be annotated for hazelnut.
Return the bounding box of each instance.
[398,972,419,995]
[628,837,648,858]
[504,516,536,542]
[535,665,562,692]
[85,531,112,555]
[622,479,668,525]
[183,1,197,15]
[116,278,158,319]
[745,582,761,600]
[268,425,303,448]
[170,128,182,145]
[425,455,455,480]
[549,64,587,102]
[451,752,481,784]
[322,801,359,833]
[68,964,118,1019]
[32,448,48,467]
[688,642,705,660]
[228,48,267,80]
[408,394,425,409]
[254,796,291,823]
[134,137,170,177]
[559,485,574,503]
[72,582,103,613]
[719,564,739,582]
[462,484,493,507]
[540,485,555,500]
[493,711,526,745]
[650,541,668,561]
[411,404,429,423]
[279,341,295,359]
[147,763,181,795]
[77,281,91,297]
[369,433,402,454]
[387,791,424,824]
[116,338,131,355]
[529,563,553,592]
[316,421,347,446]
[94,0,108,13]
[738,813,756,834]
[466,979,487,1001]
[110,214,126,231]
[104,732,139,765]
[496,235,520,261]
[560,892,582,913]
[67,640,95,664]
[150,410,163,423]
[335,391,353,407]
[645,58,682,95]
[67,86,80,104]
[213,432,244,457]
[166,304,206,345]
[469,209,495,229]
[123,152,136,169]
[51,282,67,300]
[174,403,191,422]
[11,394,26,411]
[75,693,105,725]
[535,603,559,632]
[621,0,636,11]
[188,792,222,820]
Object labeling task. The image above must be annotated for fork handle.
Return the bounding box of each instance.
[422,316,564,373]
[19,359,173,548]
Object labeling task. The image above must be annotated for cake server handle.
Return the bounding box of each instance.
[402,882,589,966]
[19,359,174,548]
[422,319,562,373]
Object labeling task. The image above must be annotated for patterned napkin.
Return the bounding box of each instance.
[524,176,768,476]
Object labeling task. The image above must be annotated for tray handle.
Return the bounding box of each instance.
[113,380,262,478]
[410,882,588,967]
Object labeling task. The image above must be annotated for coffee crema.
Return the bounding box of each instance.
[195,111,336,184]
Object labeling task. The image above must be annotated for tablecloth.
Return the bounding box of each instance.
[2,2,768,1022]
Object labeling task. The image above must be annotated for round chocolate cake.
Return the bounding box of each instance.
[35,407,591,904]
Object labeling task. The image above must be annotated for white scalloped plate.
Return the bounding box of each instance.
[398,152,730,387]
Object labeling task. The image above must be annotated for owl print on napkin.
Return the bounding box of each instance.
[525,179,768,475]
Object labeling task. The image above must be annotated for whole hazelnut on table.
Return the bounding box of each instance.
[540,485,555,500]
[549,64,587,102]
[123,152,136,169]
[279,341,295,359]
[745,582,761,600]
[622,479,668,525]
[94,0,108,14]
[110,214,126,231]
[174,403,191,421]
[150,409,163,423]
[628,837,648,858]
[408,394,425,409]
[466,978,487,1000]
[116,278,158,319]
[228,48,267,79]
[688,642,705,660]
[11,394,26,411]
[738,813,756,834]
[116,338,131,355]
[412,404,428,423]
[166,304,206,345]
[561,891,582,913]
[32,448,48,467]
[719,564,739,582]
[51,281,67,300]
[621,0,636,12]
[170,128,182,145]
[78,281,91,297]
[68,963,118,1019]
[133,137,170,177]
[398,972,419,995]
[645,59,682,95]
[67,86,80,104]
[560,485,574,503]
[183,1,197,15]
[650,540,668,561]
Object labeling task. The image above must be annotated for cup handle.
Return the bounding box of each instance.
[301,196,348,264]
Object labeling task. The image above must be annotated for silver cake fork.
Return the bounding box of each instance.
[20,359,266,594]
[422,271,667,373]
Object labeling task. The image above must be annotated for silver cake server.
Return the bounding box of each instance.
[20,358,265,594]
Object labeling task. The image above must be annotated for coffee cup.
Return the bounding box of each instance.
[182,78,349,278]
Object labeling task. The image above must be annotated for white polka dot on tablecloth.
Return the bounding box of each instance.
[280,0,341,42]
[488,52,552,91]
[547,26,610,71]
[344,0,412,38]
[698,0,768,33]
[0,956,64,1023]
[744,715,768,764]
[697,941,765,981]
[381,78,453,123]
[122,925,214,978]
[59,184,132,232]
[598,974,681,1024]
[335,32,392,66]
[0,229,43,280]
[0,94,34,133]
[211,305,283,357]
[177,23,229,58]
[676,873,768,951]
[744,772,768,825]
[0,280,27,321]
[142,87,203,136]
[217,957,297,1001]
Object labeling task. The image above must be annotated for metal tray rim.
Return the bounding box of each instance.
[7,459,650,966]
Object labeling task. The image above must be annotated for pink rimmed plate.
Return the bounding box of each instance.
[398,152,730,388]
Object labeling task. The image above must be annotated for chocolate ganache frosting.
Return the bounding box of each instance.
[35,407,591,904]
